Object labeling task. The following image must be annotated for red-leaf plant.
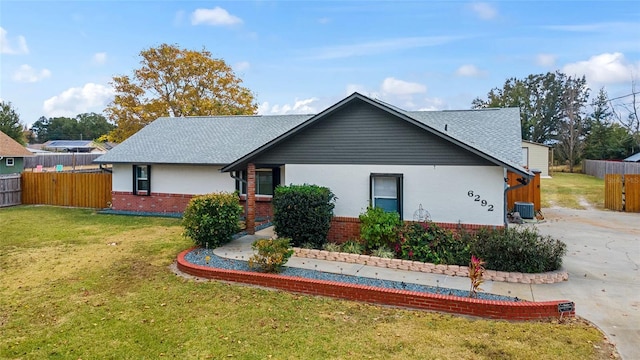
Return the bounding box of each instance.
[469,255,486,298]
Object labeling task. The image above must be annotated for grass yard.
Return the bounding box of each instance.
[541,172,605,209]
[0,206,616,359]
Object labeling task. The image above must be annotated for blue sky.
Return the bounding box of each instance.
[1,1,639,127]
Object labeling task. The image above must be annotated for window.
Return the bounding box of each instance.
[6,158,14,167]
[236,170,274,196]
[133,165,150,195]
[370,173,403,217]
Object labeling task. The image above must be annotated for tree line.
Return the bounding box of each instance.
[2,44,638,170]
[472,71,638,171]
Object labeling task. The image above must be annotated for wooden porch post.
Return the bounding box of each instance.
[246,163,256,235]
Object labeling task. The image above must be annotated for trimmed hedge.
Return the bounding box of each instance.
[470,227,567,273]
[182,192,243,248]
[272,184,336,248]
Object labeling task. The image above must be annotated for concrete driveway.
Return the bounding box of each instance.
[512,208,639,360]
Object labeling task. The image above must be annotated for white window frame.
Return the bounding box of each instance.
[370,173,403,217]
[236,170,274,196]
[6,158,15,167]
[133,165,150,196]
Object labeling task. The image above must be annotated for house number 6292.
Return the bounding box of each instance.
[467,190,494,211]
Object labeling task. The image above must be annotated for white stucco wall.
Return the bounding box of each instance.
[112,164,235,194]
[283,164,505,226]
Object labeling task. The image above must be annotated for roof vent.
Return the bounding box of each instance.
[444,124,448,131]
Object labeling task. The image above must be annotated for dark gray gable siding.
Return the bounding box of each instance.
[252,100,494,166]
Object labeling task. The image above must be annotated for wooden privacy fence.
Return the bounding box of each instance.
[584,160,640,179]
[0,174,22,207]
[507,171,541,212]
[605,174,640,212]
[21,172,112,208]
[23,153,103,169]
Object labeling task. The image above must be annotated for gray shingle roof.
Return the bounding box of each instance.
[407,108,524,172]
[94,115,312,164]
[95,93,527,177]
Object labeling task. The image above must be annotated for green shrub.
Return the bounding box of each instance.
[358,206,403,251]
[272,184,336,248]
[182,192,243,248]
[371,246,395,259]
[322,242,342,252]
[395,222,470,265]
[248,238,294,273]
[471,227,567,273]
[341,240,364,254]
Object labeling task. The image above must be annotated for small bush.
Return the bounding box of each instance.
[371,246,395,259]
[396,222,470,265]
[468,255,486,298]
[182,192,243,248]
[359,206,403,251]
[341,240,364,254]
[322,242,342,252]
[248,238,294,273]
[272,184,336,248]
[471,227,567,273]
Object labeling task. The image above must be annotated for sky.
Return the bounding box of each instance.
[1,1,639,128]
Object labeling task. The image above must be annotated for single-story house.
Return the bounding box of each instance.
[521,140,551,177]
[623,152,640,162]
[0,131,33,175]
[95,93,531,241]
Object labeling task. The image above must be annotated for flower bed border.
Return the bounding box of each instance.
[177,248,574,321]
[293,248,569,284]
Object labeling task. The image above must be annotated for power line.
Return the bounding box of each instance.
[609,92,639,102]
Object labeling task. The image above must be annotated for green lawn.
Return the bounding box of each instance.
[541,172,605,209]
[0,206,615,359]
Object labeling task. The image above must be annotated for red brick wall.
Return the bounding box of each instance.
[177,248,574,321]
[239,196,273,219]
[327,217,504,243]
[111,191,192,213]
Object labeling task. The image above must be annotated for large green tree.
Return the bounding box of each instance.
[555,75,589,172]
[583,88,638,160]
[30,113,114,143]
[472,71,569,143]
[0,101,26,145]
[105,43,258,142]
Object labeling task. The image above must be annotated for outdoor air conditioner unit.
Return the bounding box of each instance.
[514,202,535,219]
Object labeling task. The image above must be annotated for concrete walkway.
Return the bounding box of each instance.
[215,208,639,360]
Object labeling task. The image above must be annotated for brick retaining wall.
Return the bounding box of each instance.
[176,248,574,321]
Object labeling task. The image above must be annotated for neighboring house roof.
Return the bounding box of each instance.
[94,115,313,165]
[0,131,33,157]
[95,92,530,177]
[624,152,640,162]
[522,140,552,148]
[43,140,96,152]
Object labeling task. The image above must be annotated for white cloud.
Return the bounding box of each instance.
[43,83,115,117]
[417,97,447,111]
[93,52,107,65]
[381,77,427,96]
[309,36,462,60]
[469,2,497,20]
[455,64,486,77]
[318,17,331,24]
[12,64,51,83]
[0,27,29,55]
[234,61,250,72]
[191,7,243,26]
[562,52,640,84]
[258,98,319,115]
[535,53,556,67]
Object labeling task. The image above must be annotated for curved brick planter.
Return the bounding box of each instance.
[293,249,569,284]
[177,249,574,321]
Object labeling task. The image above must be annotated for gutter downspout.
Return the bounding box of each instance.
[503,173,531,227]
[229,171,248,221]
